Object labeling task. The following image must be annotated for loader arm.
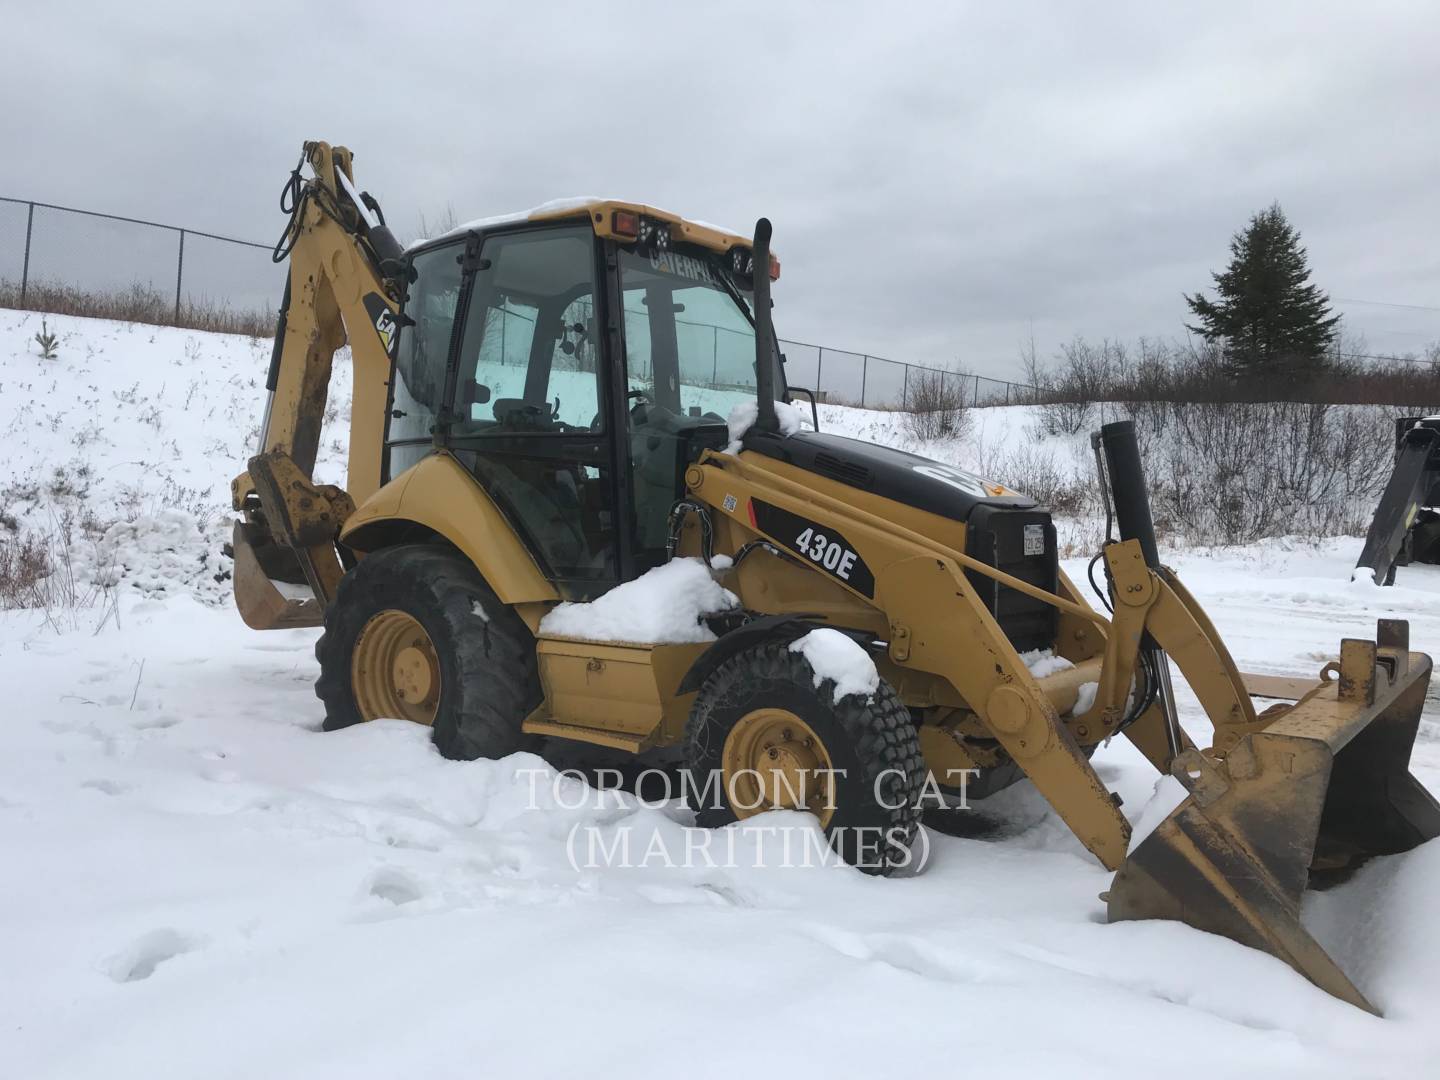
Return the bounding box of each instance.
[695,446,1140,868]
[702,418,1438,1011]
[231,141,406,629]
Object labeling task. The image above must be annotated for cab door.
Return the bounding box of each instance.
[441,224,621,599]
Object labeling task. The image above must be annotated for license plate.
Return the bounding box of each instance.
[1023,524,1045,556]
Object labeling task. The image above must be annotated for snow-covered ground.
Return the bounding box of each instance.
[3,309,1440,1077]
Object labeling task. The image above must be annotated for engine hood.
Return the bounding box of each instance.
[741,428,1037,521]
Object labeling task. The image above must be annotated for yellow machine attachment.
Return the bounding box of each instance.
[230,141,406,631]
[232,141,1437,1014]
[687,408,1439,1012]
[1053,424,1439,1014]
[1109,623,1438,1013]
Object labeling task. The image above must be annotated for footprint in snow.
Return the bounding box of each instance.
[131,713,181,730]
[104,928,199,983]
[364,867,426,907]
[81,777,131,796]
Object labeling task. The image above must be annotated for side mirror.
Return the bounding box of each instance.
[461,379,492,417]
[788,386,820,432]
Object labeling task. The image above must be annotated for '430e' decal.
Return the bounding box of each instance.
[750,501,875,597]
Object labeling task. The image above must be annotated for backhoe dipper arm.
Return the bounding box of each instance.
[1353,416,1440,585]
[230,140,407,629]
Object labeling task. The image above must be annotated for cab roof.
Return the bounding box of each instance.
[407,197,767,262]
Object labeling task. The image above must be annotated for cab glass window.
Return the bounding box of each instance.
[448,225,616,593]
[618,244,785,566]
[388,242,462,475]
[453,226,603,434]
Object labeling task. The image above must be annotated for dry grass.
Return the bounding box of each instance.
[0,279,274,338]
[0,518,120,633]
[0,534,52,608]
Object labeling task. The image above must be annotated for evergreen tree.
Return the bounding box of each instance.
[1185,203,1340,372]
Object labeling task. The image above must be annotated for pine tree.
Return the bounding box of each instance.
[1185,203,1340,373]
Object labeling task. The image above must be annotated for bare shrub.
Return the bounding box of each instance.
[1140,401,1396,545]
[0,521,118,632]
[1029,334,1440,410]
[903,367,971,440]
[413,204,460,243]
[1033,339,1133,435]
[0,534,52,608]
[989,443,1093,515]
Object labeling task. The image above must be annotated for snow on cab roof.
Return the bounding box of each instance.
[408,197,756,258]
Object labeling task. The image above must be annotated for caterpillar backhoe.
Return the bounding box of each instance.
[233,141,1439,1013]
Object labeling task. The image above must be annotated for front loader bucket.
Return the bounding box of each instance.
[1108,624,1440,1013]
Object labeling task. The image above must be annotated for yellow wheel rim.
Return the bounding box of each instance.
[351,609,442,725]
[721,708,836,827]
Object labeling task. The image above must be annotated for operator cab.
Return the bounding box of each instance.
[385,203,787,599]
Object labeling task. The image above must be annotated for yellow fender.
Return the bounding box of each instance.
[341,452,558,606]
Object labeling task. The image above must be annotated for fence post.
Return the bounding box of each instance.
[816,347,824,400]
[861,354,869,407]
[973,372,980,406]
[712,326,718,385]
[174,229,186,323]
[902,363,910,409]
[20,201,35,306]
[1005,381,1010,406]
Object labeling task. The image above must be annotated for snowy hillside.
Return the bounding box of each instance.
[0,309,358,604]
[3,309,1440,1077]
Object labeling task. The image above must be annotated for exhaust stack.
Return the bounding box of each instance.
[751,217,778,434]
[1098,420,1183,761]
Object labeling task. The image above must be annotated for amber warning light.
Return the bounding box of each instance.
[611,210,640,239]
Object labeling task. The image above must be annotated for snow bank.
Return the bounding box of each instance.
[0,309,353,606]
[3,582,1439,1077]
[537,557,738,643]
[789,628,879,702]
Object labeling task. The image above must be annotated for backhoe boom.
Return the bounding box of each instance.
[231,141,404,628]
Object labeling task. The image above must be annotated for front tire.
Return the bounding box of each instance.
[685,639,926,875]
[314,544,539,760]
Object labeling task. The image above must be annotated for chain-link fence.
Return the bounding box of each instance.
[1,195,1035,408]
[778,339,1035,409]
[0,197,277,328]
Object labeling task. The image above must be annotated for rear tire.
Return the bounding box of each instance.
[685,640,926,875]
[315,544,539,760]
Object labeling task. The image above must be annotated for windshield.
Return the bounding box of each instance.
[618,245,785,421]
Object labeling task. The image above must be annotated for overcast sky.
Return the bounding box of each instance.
[4,0,1438,380]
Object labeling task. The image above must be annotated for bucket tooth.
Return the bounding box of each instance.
[1108,633,1440,1014]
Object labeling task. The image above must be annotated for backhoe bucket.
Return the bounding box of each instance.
[1108,623,1440,1013]
[230,520,323,630]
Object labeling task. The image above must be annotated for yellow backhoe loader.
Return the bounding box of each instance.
[233,141,1439,1013]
